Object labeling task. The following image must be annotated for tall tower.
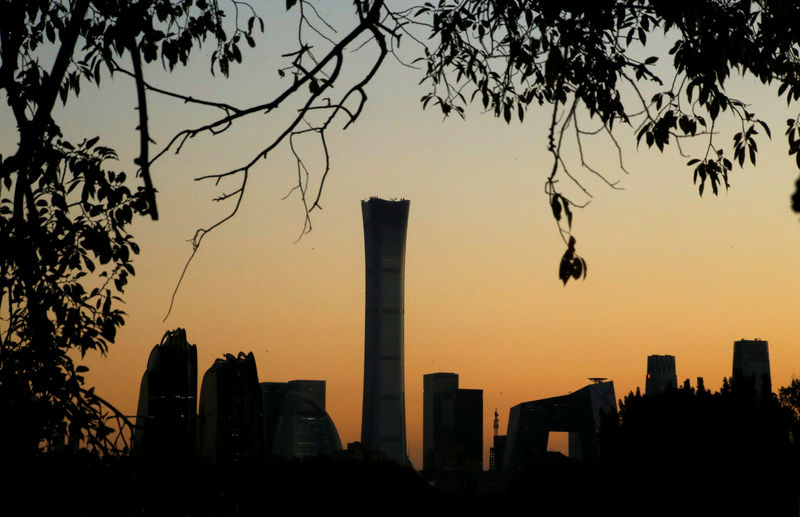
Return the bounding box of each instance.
[361,197,410,463]
[134,328,197,459]
[196,352,263,464]
[733,338,771,398]
[645,354,677,396]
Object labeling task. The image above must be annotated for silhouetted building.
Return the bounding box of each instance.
[504,380,616,476]
[197,352,263,463]
[645,354,677,396]
[733,338,771,398]
[260,379,341,458]
[260,381,289,455]
[490,435,507,471]
[272,390,342,458]
[361,197,410,464]
[288,379,325,408]
[134,328,197,459]
[423,373,483,472]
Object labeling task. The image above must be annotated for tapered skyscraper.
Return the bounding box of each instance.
[360,197,409,463]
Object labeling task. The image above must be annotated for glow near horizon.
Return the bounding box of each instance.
[1,4,799,467]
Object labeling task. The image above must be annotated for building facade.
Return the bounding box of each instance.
[360,198,410,463]
[645,354,677,396]
[134,328,197,459]
[503,380,616,476]
[423,373,483,472]
[261,379,341,458]
[733,338,771,398]
[197,352,263,463]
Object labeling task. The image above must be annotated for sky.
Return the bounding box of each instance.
[4,3,800,467]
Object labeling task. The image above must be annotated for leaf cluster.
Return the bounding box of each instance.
[416,0,800,283]
[0,130,144,454]
[0,0,264,455]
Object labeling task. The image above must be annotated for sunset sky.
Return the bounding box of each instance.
[3,3,800,467]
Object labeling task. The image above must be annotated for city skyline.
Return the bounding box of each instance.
[20,4,798,469]
[125,324,780,467]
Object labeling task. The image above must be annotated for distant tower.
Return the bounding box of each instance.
[360,197,410,463]
[134,328,197,459]
[197,352,263,464]
[490,409,506,472]
[260,379,341,458]
[733,339,771,398]
[423,372,483,472]
[645,354,677,396]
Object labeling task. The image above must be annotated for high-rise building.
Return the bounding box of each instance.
[272,390,342,458]
[733,338,771,398]
[287,379,325,408]
[504,380,616,475]
[260,381,289,455]
[260,379,341,458]
[489,409,506,471]
[197,352,263,464]
[645,354,677,396]
[134,328,197,459]
[360,197,410,464]
[489,435,507,471]
[423,373,483,472]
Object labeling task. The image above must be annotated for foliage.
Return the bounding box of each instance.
[5,0,800,456]
[0,0,261,455]
[416,0,800,282]
[779,377,800,421]
[600,379,798,514]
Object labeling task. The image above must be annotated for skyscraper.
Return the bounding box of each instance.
[134,328,197,459]
[360,197,410,463]
[260,379,341,458]
[423,372,483,472]
[504,380,616,474]
[645,354,677,396]
[733,338,771,398]
[197,352,263,463]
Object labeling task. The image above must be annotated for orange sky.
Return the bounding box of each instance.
[3,5,800,468]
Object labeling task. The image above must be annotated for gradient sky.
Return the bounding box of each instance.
[3,3,800,467]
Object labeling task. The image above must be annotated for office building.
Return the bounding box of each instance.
[288,379,325,408]
[733,338,771,398]
[504,380,616,476]
[134,328,197,459]
[645,354,677,396]
[261,379,341,458]
[272,390,342,458]
[489,435,507,471]
[360,197,410,463]
[197,352,263,463]
[423,372,483,472]
[260,381,289,455]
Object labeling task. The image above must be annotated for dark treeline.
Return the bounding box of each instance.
[7,454,435,516]
[506,376,800,516]
[7,378,800,516]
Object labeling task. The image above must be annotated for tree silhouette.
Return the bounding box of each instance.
[779,377,800,421]
[0,0,264,455]
[5,1,800,456]
[600,380,798,515]
[416,0,800,283]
